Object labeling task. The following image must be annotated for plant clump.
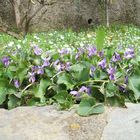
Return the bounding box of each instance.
[0,25,140,116]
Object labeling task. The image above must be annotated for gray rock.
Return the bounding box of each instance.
[0,105,108,140]
[1,103,140,140]
[101,103,140,140]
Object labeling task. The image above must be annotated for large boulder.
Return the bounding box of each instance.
[102,103,140,140]
[0,105,108,140]
[0,103,140,140]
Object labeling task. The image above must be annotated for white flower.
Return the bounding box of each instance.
[8,42,14,47]
[60,35,64,40]
[34,35,40,40]
[17,44,21,49]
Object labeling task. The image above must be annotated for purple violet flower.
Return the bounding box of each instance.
[29,72,36,83]
[125,76,128,85]
[112,52,121,62]
[78,47,85,54]
[70,86,91,97]
[58,48,69,55]
[79,86,89,93]
[55,61,71,71]
[42,60,50,67]
[31,66,44,75]
[90,65,96,72]
[107,66,116,75]
[65,62,71,71]
[124,48,135,59]
[90,65,96,77]
[75,53,80,60]
[55,63,65,71]
[53,59,60,67]
[70,91,79,95]
[98,58,106,69]
[70,91,81,101]
[14,79,20,88]
[87,46,97,57]
[60,63,65,71]
[119,85,127,93]
[107,66,116,80]
[33,46,43,55]
[78,86,91,95]
[87,87,91,95]
[37,66,44,75]
[31,66,38,72]
[109,74,115,81]
[75,47,85,60]
[98,51,104,57]
[1,56,10,67]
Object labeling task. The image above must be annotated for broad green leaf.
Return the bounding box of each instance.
[70,63,90,82]
[0,87,7,105]
[45,68,54,77]
[27,97,40,106]
[70,63,85,72]
[0,79,16,105]
[35,79,51,103]
[8,95,21,109]
[115,72,122,79]
[4,70,14,79]
[106,82,118,97]
[17,68,28,83]
[106,96,125,107]
[8,66,17,72]
[94,70,108,80]
[53,91,73,109]
[130,55,140,65]
[16,62,28,83]
[79,67,90,81]
[5,66,16,79]
[91,86,105,102]
[128,75,140,100]
[57,73,74,90]
[77,97,104,116]
[105,47,115,59]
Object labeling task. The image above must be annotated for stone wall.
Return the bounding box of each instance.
[0,0,139,32]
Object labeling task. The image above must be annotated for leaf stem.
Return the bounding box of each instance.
[51,71,65,81]
[77,79,109,87]
[21,83,33,93]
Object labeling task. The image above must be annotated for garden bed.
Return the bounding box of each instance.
[0,25,140,116]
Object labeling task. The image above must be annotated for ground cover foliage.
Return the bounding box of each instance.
[0,25,140,116]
